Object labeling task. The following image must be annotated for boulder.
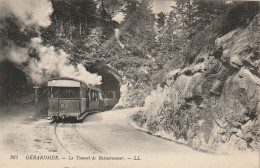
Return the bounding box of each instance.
[219,67,260,115]
[230,55,243,69]
[227,135,248,151]
[210,79,224,95]
[215,29,240,49]
[173,73,203,100]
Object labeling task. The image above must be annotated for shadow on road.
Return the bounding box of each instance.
[50,117,82,124]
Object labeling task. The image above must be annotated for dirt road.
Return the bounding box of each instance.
[0,107,258,168]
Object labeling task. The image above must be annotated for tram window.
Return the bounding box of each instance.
[90,90,94,101]
[82,87,86,98]
[90,90,99,101]
[51,87,80,98]
[51,87,59,98]
[95,91,99,101]
[103,92,114,99]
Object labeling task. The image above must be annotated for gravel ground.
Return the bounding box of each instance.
[0,106,258,168]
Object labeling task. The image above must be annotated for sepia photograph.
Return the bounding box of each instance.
[0,0,259,167]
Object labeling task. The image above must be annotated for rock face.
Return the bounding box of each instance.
[132,13,260,152]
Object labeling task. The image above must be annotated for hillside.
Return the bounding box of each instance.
[132,12,260,153]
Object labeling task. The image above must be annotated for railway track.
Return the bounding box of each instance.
[54,123,72,155]
[53,121,105,155]
[72,123,105,154]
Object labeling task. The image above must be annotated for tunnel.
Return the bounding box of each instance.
[0,60,122,110]
[0,60,28,104]
[85,61,122,109]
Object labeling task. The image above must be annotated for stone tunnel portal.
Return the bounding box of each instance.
[86,61,122,109]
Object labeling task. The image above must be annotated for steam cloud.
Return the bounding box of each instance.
[0,42,29,64]
[27,37,102,85]
[0,0,102,86]
[0,0,53,28]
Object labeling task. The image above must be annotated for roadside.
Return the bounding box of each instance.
[77,108,259,168]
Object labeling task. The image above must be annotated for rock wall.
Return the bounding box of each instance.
[132,13,260,153]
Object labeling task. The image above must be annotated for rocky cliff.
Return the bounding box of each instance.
[132,13,260,153]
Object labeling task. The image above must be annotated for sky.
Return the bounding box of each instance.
[151,0,176,13]
[113,0,176,23]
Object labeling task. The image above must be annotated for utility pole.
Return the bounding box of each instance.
[33,85,39,104]
[33,54,41,105]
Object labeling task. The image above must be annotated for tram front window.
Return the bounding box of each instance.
[103,92,114,99]
[50,87,80,98]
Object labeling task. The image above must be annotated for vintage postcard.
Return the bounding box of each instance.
[0,0,259,167]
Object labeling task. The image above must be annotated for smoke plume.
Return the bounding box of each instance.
[0,41,29,64]
[27,37,102,85]
[0,0,53,28]
[0,0,102,86]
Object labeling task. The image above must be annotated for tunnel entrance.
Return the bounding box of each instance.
[0,60,28,104]
[85,61,121,109]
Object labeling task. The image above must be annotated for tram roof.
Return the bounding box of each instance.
[47,77,101,91]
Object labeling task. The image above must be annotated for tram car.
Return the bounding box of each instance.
[47,77,103,120]
[102,91,118,110]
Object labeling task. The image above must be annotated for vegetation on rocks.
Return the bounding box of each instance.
[132,7,260,153]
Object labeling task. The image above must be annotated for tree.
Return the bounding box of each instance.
[157,12,166,28]
[50,0,98,38]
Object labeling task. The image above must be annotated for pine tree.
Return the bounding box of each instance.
[156,12,166,28]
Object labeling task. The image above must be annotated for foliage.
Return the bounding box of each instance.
[156,12,166,28]
[182,1,259,64]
